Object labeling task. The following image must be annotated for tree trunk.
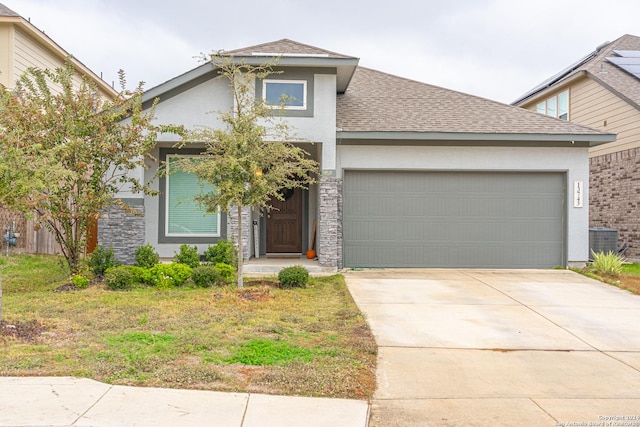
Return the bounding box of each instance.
[237,205,244,290]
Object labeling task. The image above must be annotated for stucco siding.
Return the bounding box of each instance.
[281,74,337,172]
[338,144,590,265]
[153,76,233,141]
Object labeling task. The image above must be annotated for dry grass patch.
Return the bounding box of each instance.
[0,255,377,399]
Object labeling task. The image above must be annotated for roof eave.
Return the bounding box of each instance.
[512,71,587,106]
[142,62,216,104]
[337,130,615,147]
[222,55,359,92]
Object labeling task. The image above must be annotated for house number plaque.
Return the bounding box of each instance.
[573,181,583,208]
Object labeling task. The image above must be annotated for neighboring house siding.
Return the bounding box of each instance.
[521,77,640,259]
[590,148,640,258]
[0,24,13,87]
[14,27,62,81]
[13,27,100,95]
[570,78,640,157]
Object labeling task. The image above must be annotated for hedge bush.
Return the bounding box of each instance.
[214,262,235,283]
[204,239,238,267]
[88,245,120,276]
[71,274,90,289]
[174,244,200,268]
[135,244,159,268]
[278,265,309,289]
[104,266,146,290]
[191,265,221,288]
[143,263,192,288]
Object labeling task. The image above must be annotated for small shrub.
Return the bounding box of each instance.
[214,262,235,283]
[71,274,90,289]
[204,239,238,267]
[590,250,624,277]
[88,245,120,276]
[174,244,200,268]
[278,265,309,289]
[104,266,140,290]
[143,263,192,288]
[135,244,159,268]
[191,265,221,288]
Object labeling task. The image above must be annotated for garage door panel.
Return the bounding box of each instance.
[343,171,565,268]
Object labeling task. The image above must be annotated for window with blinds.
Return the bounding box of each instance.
[165,155,219,237]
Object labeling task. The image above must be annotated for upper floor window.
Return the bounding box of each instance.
[263,79,307,110]
[536,90,569,120]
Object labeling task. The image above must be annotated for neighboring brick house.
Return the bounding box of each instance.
[0,3,116,254]
[513,34,640,259]
[102,39,613,269]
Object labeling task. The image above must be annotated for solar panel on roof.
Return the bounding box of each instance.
[613,50,640,58]
[606,51,640,79]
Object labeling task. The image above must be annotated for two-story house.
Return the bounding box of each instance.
[0,2,117,254]
[513,34,640,260]
[101,39,614,270]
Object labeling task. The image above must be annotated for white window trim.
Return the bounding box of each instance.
[537,90,569,121]
[262,79,307,110]
[165,154,220,238]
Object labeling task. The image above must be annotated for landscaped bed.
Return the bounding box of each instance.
[0,255,377,399]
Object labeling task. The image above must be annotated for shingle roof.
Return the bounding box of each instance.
[0,3,19,17]
[514,34,640,108]
[224,38,356,60]
[337,66,608,135]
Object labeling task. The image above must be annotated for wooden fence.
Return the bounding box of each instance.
[0,207,61,255]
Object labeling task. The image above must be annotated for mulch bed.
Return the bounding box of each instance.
[0,319,44,341]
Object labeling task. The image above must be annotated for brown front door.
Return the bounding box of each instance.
[267,188,302,253]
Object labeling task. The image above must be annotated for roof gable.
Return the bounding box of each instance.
[223,39,356,60]
[145,39,359,101]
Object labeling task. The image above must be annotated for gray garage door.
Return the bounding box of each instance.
[343,171,565,268]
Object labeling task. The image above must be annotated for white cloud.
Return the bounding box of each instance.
[9,0,640,102]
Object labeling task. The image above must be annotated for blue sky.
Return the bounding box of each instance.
[10,0,640,103]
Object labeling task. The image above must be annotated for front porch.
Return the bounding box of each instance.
[244,256,337,276]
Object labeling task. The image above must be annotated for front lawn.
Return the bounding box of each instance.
[578,263,640,295]
[0,255,377,399]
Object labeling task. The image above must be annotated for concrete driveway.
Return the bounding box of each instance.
[345,269,640,426]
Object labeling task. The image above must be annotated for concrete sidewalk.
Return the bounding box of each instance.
[0,377,370,427]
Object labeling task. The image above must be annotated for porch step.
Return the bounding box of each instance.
[243,257,337,276]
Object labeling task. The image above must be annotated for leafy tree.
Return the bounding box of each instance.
[174,55,319,289]
[0,61,172,274]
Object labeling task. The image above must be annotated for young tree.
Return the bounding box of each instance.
[0,61,168,274]
[175,56,319,289]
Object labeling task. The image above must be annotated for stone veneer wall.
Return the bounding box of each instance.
[318,177,343,269]
[98,202,145,265]
[226,206,252,263]
[590,147,640,259]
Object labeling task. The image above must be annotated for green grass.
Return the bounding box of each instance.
[621,263,640,276]
[0,255,377,399]
[0,254,69,293]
